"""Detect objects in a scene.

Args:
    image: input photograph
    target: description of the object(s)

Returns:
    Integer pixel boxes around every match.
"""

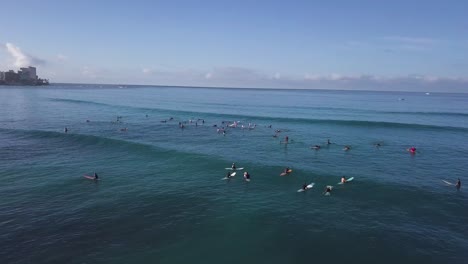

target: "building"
[18,67,38,82]
[0,66,48,86]
[4,70,19,83]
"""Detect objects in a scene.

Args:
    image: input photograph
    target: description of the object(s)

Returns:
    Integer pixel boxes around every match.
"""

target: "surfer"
[64,127,68,133]
[344,146,351,151]
[408,147,416,153]
[232,163,236,170]
[341,176,347,183]
[311,145,321,150]
[244,172,250,180]
[375,143,381,148]
[283,167,290,174]
[93,172,99,180]
[325,186,332,194]
[327,139,331,145]
[285,136,289,143]
[226,172,232,179]
[456,178,461,190]
[302,183,308,190]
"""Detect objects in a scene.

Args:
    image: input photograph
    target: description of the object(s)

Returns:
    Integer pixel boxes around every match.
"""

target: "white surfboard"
[225,167,244,171]
[442,180,454,186]
[221,172,237,180]
[338,177,354,185]
[297,183,315,192]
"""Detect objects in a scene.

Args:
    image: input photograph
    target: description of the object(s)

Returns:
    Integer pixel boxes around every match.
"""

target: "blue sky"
[1,0,468,91]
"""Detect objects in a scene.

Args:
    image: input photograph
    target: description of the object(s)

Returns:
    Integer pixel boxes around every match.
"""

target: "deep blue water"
[1,84,467,264]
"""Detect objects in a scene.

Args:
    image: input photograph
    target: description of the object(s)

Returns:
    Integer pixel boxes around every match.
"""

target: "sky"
[1,0,468,91]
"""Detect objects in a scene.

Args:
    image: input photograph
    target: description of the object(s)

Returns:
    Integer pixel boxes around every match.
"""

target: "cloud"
[57,54,68,61]
[380,36,438,51]
[142,68,153,74]
[5,43,45,68]
[382,36,436,45]
[62,64,468,93]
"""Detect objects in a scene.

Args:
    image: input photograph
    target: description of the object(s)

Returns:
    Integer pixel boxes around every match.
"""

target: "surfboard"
[337,177,354,185]
[280,169,293,176]
[225,167,244,170]
[442,180,454,186]
[83,175,99,181]
[297,183,314,192]
[245,178,251,182]
[221,172,236,180]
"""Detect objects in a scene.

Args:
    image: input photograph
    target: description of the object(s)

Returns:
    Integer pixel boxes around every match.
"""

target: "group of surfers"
[225,163,462,193]
[225,163,250,181]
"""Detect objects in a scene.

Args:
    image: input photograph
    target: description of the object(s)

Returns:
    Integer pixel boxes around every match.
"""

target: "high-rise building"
[0,71,5,81]
[19,67,37,81]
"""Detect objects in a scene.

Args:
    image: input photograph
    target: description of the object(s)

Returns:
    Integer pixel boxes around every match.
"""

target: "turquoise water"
[1,84,467,264]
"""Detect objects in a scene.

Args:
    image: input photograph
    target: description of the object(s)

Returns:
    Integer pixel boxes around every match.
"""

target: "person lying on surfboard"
[341,176,347,183]
[311,145,321,150]
[302,183,308,190]
[232,163,236,170]
[283,167,290,174]
[93,172,99,180]
[343,146,351,151]
[325,186,332,194]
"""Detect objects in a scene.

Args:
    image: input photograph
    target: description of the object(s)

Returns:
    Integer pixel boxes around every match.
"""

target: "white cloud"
[57,54,68,61]
[382,36,436,45]
[5,42,45,68]
[142,68,153,74]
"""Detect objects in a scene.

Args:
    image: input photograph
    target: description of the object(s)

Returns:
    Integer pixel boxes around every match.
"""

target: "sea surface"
[1,84,467,264]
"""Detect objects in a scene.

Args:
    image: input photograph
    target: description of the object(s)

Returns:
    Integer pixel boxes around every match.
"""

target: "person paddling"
[302,182,308,190]
[232,163,236,170]
[341,176,347,183]
[244,171,250,181]
[93,172,99,180]
[325,186,332,194]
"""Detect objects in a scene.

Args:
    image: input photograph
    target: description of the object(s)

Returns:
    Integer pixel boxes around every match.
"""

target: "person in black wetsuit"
[456,178,461,190]
[93,172,99,180]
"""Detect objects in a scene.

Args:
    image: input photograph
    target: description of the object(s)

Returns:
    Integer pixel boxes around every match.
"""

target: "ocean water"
[0,84,467,264]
